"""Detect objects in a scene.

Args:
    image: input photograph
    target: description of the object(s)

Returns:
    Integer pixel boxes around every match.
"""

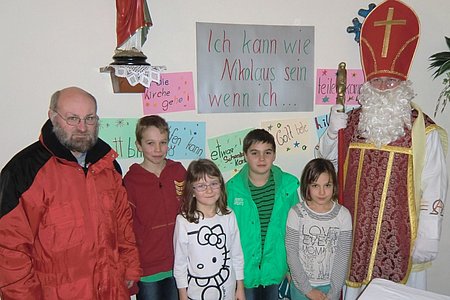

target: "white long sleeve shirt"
[173,210,244,300]
[286,201,352,300]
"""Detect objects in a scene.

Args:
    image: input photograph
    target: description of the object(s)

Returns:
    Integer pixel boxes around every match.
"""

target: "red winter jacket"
[0,120,142,299]
[124,160,186,277]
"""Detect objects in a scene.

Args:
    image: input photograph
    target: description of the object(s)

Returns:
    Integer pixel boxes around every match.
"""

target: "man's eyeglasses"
[53,110,99,126]
[192,181,221,192]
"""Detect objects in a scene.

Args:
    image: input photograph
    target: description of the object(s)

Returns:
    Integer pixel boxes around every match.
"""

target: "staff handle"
[336,62,347,205]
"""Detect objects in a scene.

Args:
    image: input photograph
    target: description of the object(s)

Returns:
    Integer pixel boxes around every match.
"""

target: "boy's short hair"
[243,129,276,153]
[135,115,169,144]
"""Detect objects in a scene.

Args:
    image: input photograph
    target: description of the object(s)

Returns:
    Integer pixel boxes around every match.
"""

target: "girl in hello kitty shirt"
[173,159,245,300]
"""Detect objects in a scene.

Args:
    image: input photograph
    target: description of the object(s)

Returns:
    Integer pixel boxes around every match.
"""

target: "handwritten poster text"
[197,23,314,113]
[99,118,205,160]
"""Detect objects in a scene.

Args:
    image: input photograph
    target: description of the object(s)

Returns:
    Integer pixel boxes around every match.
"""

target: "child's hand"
[178,288,188,300]
[235,288,246,300]
[306,288,326,300]
[235,280,246,300]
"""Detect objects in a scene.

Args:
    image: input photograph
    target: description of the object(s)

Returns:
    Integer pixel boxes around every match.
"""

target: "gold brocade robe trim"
[342,108,435,288]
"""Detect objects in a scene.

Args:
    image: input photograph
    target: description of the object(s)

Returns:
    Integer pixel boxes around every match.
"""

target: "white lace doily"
[101,65,166,87]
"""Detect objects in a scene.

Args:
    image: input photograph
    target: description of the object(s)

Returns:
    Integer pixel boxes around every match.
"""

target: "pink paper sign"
[142,72,195,114]
[315,68,364,106]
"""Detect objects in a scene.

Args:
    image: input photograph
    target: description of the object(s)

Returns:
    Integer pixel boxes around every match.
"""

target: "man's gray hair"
[49,88,97,111]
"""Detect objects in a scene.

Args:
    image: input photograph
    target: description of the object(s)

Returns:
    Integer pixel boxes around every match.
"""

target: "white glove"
[412,237,439,264]
[327,104,348,139]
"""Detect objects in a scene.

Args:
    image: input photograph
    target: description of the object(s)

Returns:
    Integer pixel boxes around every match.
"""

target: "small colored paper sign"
[142,72,195,114]
[261,118,313,154]
[99,118,205,160]
[315,114,330,139]
[207,128,253,173]
[315,68,364,106]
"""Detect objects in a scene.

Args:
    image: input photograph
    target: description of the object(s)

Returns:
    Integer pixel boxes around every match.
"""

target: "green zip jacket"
[226,164,300,288]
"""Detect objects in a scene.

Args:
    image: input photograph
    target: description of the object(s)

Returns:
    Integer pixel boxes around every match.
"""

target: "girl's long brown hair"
[300,158,338,202]
[181,159,230,223]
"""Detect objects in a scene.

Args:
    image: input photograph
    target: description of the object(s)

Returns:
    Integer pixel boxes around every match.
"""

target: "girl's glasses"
[193,181,221,192]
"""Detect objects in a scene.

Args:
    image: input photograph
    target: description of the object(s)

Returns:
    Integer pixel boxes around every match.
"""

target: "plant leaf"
[432,70,441,79]
[439,60,450,74]
[429,61,445,69]
[429,51,450,60]
[445,36,450,49]
[429,37,450,81]
[432,65,450,79]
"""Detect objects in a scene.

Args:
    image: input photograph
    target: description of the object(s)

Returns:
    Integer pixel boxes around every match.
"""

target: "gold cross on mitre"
[373,7,406,58]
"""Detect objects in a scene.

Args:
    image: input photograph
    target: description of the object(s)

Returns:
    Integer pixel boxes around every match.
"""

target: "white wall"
[1,0,449,295]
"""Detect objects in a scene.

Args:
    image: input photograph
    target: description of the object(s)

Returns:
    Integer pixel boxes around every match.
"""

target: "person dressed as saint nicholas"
[318,0,448,299]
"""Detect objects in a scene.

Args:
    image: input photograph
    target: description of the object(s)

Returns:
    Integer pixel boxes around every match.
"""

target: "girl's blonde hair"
[181,159,230,223]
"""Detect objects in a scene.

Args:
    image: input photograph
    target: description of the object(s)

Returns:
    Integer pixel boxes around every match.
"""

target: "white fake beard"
[357,80,414,148]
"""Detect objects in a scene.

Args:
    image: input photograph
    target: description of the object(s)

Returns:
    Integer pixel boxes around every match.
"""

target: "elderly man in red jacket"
[0,87,142,299]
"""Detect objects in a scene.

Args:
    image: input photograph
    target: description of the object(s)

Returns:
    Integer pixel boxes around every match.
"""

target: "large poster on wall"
[196,22,314,113]
[99,118,206,160]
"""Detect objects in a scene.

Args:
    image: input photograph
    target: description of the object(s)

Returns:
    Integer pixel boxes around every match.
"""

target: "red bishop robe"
[342,108,439,287]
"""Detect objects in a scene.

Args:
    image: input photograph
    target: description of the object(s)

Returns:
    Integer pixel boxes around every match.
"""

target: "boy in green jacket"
[226,128,300,300]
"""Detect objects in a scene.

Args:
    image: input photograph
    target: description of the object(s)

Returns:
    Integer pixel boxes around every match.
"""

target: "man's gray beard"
[357,80,415,148]
[53,122,99,153]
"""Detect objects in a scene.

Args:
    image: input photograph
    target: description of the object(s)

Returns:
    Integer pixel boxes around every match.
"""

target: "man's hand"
[126,280,134,289]
[327,104,348,139]
[412,237,439,264]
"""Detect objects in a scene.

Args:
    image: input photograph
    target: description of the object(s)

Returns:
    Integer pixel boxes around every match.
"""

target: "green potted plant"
[429,36,450,116]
